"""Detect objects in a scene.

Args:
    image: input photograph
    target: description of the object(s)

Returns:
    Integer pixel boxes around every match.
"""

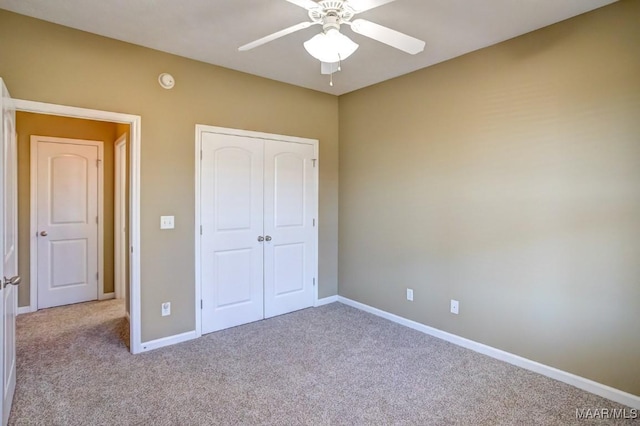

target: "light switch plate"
[160,216,174,229]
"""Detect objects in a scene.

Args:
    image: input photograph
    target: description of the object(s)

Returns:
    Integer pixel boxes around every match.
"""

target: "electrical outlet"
[450,299,459,315]
[406,288,414,301]
[161,302,171,316]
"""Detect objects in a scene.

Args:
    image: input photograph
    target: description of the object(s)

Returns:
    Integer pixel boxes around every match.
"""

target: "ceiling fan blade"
[239,22,315,51]
[286,0,320,10]
[350,19,425,54]
[347,0,397,13]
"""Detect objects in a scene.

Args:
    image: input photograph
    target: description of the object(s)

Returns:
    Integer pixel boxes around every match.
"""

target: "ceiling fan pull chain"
[330,72,334,86]
[338,54,342,72]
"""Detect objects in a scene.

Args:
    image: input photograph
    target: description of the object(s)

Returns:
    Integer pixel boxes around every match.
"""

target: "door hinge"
[200,150,203,160]
[96,216,99,224]
[313,277,316,287]
[313,218,316,227]
[312,159,317,168]
[200,225,203,235]
[200,299,203,309]
[96,159,102,167]
[96,272,99,281]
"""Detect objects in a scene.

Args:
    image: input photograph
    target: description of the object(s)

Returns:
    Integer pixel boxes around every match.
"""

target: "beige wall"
[0,9,339,342]
[338,0,640,396]
[15,112,119,306]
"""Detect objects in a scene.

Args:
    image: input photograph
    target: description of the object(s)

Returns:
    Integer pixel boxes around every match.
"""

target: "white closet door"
[263,140,316,318]
[201,133,264,334]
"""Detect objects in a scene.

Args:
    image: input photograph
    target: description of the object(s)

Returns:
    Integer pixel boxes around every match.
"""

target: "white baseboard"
[139,330,198,353]
[17,306,33,316]
[315,295,339,307]
[99,292,115,301]
[337,296,640,410]
[19,297,118,315]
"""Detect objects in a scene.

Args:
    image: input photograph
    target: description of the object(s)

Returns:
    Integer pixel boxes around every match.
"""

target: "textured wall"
[15,112,119,305]
[0,10,339,341]
[338,1,640,395]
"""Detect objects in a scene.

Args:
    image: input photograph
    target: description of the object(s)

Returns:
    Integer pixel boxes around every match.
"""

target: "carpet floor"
[8,299,635,425]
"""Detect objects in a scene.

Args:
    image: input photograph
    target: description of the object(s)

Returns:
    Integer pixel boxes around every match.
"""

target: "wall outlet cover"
[450,299,459,315]
[161,302,171,316]
[406,288,414,301]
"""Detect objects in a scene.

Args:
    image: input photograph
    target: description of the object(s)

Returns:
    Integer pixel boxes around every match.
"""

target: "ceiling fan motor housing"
[308,0,356,30]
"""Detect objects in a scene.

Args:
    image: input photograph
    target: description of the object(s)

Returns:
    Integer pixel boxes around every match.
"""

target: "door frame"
[15,99,143,354]
[114,133,127,300]
[194,124,319,337]
[30,136,105,308]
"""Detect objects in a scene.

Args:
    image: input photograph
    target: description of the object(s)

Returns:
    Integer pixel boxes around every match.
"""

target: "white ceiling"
[0,0,617,95]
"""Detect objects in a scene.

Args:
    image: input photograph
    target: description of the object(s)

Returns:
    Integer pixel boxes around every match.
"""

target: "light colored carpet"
[9,299,635,425]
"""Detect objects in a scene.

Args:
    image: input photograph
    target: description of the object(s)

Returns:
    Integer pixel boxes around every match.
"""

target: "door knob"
[265,235,272,242]
[257,236,264,242]
[40,231,48,237]
[3,276,21,289]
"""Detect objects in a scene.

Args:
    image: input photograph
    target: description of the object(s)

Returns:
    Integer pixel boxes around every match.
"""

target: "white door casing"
[197,126,318,335]
[16,99,142,355]
[263,140,316,318]
[200,133,265,333]
[114,135,127,300]
[1,77,18,426]
[32,137,102,309]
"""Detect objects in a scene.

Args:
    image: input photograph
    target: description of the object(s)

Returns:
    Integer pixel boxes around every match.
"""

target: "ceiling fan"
[238,0,425,81]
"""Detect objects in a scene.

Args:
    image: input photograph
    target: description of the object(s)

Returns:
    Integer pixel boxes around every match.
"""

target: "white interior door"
[35,138,99,309]
[201,133,265,333]
[1,77,18,426]
[263,141,316,318]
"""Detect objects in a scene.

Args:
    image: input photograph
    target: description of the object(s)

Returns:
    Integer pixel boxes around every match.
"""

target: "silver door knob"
[40,231,48,236]
[257,236,264,242]
[3,276,21,288]
[265,235,272,242]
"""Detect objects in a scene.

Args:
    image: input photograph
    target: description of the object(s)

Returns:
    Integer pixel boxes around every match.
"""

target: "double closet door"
[200,131,317,334]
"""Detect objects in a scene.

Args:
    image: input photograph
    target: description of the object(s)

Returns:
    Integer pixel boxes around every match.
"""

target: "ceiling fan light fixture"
[303,28,358,63]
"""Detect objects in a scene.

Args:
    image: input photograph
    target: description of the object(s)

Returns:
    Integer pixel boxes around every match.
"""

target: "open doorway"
[17,113,129,341]
[13,100,142,354]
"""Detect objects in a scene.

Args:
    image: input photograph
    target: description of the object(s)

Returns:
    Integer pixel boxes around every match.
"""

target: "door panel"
[273,243,305,295]
[50,156,89,223]
[273,154,305,228]
[215,249,254,306]
[214,148,255,231]
[264,141,315,318]
[36,141,99,309]
[1,77,18,426]
[50,239,88,288]
[201,133,264,334]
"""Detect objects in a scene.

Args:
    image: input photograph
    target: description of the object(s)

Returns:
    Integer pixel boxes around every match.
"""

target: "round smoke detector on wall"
[158,73,175,89]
